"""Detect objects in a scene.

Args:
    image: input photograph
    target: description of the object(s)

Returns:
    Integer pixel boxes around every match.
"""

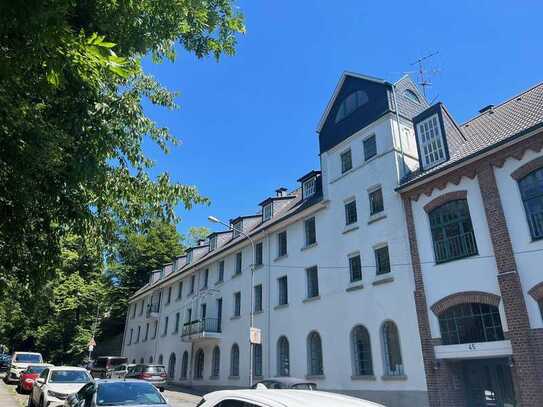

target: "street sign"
[250,327,261,344]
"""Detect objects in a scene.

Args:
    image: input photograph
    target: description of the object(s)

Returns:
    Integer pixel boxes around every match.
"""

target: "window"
[417,114,446,169]
[158,354,163,365]
[173,313,180,334]
[352,325,373,376]
[186,308,192,324]
[345,199,358,225]
[307,331,324,376]
[375,245,390,275]
[438,303,504,345]
[233,292,241,317]
[211,346,220,378]
[201,303,207,320]
[304,217,316,246]
[381,321,404,376]
[209,236,217,251]
[203,269,209,289]
[194,349,204,379]
[429,200,478,263]
[263,203,273,221]
[340,149,353,173]
[190,275,195,294]
[166,286,172,304]
[518,168,543,240]
[131,303,136,319]
[230,344,240,377]
[254,285,263,312]
[144,323,149,341]
[177,281,183,300]
[139,300,144,316]
[369,187,384,215]
[349,254,362,283]
[136,326,140,343]
[363,135,377,161]
[538,299,543,322]
[335,90,369,123]
[404,89,420,104]
[235,252,242,275]
[218,260,225,282]
[255,242,263,266]
[186,250,192,264]
[152,320,158,339]
[168,353,176,378]
[149,356,153,363]
[253,344,263,377]
[277,336,290,376]
[303,178,316,199]
[181,351,189,379]
[306,266,319,299]
[277,231,287,257]
[232,221,243,238]
[128,329,133,345]
[162,316,169,336]
[278,276,288,306]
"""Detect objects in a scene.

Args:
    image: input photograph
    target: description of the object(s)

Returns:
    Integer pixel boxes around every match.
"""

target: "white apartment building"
[122,72,543,407]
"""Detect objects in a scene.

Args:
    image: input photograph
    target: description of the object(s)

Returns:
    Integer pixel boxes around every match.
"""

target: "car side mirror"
[36,378,45,385]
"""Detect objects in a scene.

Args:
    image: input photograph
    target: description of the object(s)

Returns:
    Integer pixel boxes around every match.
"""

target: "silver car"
[63,379,169,407]
[125,364,167,390]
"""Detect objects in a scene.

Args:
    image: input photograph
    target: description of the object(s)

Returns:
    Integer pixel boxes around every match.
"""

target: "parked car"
[5,352,43,383]
[63,379,169,407]
[30,366,92,407]
[196,390,385,407]
[90,356,128,379]
[0,353,11,371]
[125,364,167,391]
[109,363,136,379]
[252,377,317,390]
[16,364,54,393]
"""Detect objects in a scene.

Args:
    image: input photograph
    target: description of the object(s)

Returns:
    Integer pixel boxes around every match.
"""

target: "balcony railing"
[434,231,477,263]
[528,210,543,240]
[181,318,221,339]
[146,303,160,318]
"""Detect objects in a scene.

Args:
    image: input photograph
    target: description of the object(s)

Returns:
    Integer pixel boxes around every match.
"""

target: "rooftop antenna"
[410,51,439,98]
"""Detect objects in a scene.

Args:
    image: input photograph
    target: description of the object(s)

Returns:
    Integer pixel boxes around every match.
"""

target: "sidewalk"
[0,378,19,407]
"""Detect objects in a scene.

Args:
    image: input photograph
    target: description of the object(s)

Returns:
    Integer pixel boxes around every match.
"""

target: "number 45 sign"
[250,327,262,345]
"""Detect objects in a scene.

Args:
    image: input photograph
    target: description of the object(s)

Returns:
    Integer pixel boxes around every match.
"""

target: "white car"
[5,351,43,383]
[196,390,386,407]
[30,366,92,407]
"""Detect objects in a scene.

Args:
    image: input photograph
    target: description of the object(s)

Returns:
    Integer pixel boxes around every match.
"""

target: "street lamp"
[208,215,257,387]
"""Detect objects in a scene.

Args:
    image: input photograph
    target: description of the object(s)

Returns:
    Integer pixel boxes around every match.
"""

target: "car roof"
[48,366,88,371]
[203,390,385,407]
[95,379,157,385]
[13,352,42,355]
[26,364,53,368]
[257,377,315,385]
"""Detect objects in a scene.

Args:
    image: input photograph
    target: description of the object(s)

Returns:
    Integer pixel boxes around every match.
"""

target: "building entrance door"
[463,358,516,407]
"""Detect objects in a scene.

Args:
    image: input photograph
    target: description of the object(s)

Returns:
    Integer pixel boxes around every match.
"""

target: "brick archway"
[511,156,543,180]
[430,291,501,316]
[423,190,468,213]
[528,282,543,301]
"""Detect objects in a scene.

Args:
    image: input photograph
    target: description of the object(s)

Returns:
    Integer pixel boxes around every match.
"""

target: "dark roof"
[297,170,321,183]
[229,214,261,224]
[258,195,296,207]
[400,81,543,188]
[393,75,430,120]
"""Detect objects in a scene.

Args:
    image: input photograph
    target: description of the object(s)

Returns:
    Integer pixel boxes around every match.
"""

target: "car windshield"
[26,366,47,374]
[49,370,90,383]
[291,383,317,390]
[97,382,167,406]
[15,354,42,363]
[143,366,165,373]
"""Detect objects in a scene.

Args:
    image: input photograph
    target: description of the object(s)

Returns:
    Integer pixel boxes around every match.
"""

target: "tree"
[185,226,212,247]
[0,0,245,287]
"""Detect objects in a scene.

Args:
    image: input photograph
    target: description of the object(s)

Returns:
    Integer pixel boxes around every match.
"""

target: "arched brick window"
[516,167,543,240]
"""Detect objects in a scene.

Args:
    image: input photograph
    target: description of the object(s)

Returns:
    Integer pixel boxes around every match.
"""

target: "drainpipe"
[391,85,407,181]
[266,232,272,378]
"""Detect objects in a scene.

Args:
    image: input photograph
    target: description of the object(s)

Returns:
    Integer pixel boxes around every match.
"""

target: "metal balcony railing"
[434,231,477,263]
[181,318,221,338]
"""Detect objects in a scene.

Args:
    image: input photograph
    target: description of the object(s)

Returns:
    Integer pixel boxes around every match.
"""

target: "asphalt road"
[0,372,200,407]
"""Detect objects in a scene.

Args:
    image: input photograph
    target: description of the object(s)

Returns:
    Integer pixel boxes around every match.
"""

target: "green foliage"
[185,226,212,247]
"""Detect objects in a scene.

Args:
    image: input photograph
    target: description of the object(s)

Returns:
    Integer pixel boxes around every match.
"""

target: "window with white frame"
[304,217,316,246]
[217,260,224,282]
[233,292,241,317]
[369,187,384,215]
[375,245,391,275]
[255,242,263,266]
[263,203,273,221]
[190,275,195,294]
[235,252,242,275]
[344,199,358,225]
[202,269,209,289]
[363,135,377,161]
[417,114,446,169]
[232,221,243,238]
[303,178,316,199]
[278,276,288,305]
[209,236,217,251]
[254,284,263,313]
[340,149,353,173]
[306,266,319,299]
[186,250,192,264]
[349,253,362,283]
[277,231,287,257]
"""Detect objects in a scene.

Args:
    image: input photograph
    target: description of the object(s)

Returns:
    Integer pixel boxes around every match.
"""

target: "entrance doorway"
[463,358,515,407]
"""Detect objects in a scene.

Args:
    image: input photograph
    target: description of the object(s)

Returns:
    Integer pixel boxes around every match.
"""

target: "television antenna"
[410,51,440,97]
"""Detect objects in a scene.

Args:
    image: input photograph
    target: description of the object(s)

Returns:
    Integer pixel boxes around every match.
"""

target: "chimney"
[276,187,288,197]
[479,104,494,114]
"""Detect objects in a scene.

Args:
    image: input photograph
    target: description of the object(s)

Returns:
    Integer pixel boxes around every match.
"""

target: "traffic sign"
[250,327,261,344]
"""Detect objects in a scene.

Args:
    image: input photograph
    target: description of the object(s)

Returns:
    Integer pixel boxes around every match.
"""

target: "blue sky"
[142,1,543,236]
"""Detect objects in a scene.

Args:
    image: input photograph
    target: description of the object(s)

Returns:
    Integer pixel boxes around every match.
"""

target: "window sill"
[301,243,318,252]
[274,303,289,310]
[274,254,288,262]
[434,252,479,266]
[346,283,364,292]
[228,376,240,380]
[351,375,376,381]
[253,310,264,315]
[342,225,359,235]
[230,315,241,320]
[254,264,264,270]
[381,374,408,381]
[372,275,394,286]
[305,374,325,380]
[367,212,387,225]
[232,272,242,279]
[302,295,321,304]
[209,375,219,380]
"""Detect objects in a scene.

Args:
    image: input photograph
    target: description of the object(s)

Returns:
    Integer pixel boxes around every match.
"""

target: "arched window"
[139,357,144,364]
[381,321,404,376]
[253,344,263,378]
[277,336,290,376]
[307,331,323,376]
[180,351,188,379]
[335,90,369,123]
[518,168,543,239]
[351,325,373,376]
[439,303,504,345]
[211,346,220,378]
[158,354,163,365]
[403,89,420,104]
[194,349,205,379]
[429,200,477,263]
[168,353,176,378]
[230,344,240,377]
[149,356,153,364]
[132,359,136,364]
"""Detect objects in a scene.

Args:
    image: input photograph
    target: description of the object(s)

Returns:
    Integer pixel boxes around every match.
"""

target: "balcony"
[434,231,478,264]
[146,303,160,319]
[181,318,222,342]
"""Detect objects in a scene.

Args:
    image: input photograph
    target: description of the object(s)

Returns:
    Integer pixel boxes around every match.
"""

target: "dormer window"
[263,203,273,222]
[302,178,316,199]
[404,89,421,104]
[186,250,192,264]
[335,90,369,123]
[417,114,446,170]
[232,221,243,238]
[209,236,217,252]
